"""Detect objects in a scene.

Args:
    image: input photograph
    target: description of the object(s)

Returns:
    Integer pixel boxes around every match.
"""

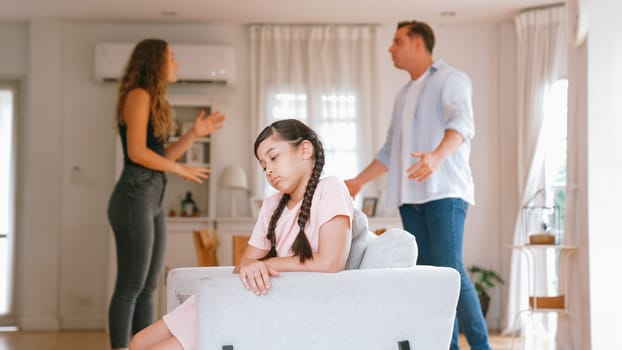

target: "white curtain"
[503,6,566,336]
[249,24,378,195]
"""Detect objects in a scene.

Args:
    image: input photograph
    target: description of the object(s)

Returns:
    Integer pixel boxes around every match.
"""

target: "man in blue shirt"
[345,20,491,350]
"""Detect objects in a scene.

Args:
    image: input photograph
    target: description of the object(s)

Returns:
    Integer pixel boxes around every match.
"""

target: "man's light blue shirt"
[375,59,475,208]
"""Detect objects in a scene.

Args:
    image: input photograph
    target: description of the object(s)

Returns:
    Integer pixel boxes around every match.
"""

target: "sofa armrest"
[196,266,459,350]
[166,266,234,312]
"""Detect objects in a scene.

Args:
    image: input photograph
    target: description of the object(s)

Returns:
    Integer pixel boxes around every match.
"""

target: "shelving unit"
[507,189,576,349]
[167,136,211,167]
[510,244,578,309]
[507,243,578,349]
[164,103,213,218]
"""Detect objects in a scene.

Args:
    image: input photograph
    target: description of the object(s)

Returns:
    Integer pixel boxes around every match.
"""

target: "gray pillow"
[345,208,376,270]
[359,229,418,269]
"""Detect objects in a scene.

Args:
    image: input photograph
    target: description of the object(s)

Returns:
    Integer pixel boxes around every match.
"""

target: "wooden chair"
[232,235,250,265]
[193,229,220,266]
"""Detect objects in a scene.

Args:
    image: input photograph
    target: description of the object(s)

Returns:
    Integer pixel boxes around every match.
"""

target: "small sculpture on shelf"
[521,189,561,245]
[528,222,556,244]
[180,191,200,217]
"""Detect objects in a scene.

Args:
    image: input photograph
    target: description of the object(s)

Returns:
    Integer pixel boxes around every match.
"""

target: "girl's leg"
[129,320,183,350]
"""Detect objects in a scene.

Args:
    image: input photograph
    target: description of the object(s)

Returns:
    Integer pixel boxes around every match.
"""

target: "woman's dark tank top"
[118,120,165,167]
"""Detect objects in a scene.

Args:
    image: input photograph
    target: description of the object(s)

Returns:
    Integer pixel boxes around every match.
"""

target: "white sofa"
[166,210,460,349]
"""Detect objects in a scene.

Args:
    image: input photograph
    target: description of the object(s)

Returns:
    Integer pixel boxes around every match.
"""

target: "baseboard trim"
[18,317,60,331]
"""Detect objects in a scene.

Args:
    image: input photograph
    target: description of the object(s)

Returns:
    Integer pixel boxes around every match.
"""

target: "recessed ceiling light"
[440,11,456,17]
[161,11,178,17]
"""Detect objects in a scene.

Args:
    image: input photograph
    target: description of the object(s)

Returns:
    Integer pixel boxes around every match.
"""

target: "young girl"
[129,119,353,350]
[107,38,225,350]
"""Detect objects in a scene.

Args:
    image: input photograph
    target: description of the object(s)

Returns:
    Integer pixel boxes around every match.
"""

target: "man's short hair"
[397,20,435,54]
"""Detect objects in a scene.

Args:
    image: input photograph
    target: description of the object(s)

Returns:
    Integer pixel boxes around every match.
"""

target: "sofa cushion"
[359,228,418,269]
[344,208,376,270]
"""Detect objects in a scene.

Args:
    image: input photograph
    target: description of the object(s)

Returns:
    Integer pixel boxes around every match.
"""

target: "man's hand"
[406,151,442,182]
[344,178,363,198]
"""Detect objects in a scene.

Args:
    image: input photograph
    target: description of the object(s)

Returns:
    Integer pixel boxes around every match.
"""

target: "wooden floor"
[0,330,523,350]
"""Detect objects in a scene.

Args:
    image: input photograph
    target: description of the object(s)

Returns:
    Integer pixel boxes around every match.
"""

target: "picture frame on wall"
[362,197,378,217]
[186,143,204,165]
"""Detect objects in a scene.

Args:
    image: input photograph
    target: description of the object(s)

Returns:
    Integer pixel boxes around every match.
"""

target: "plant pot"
[478,293,490,318]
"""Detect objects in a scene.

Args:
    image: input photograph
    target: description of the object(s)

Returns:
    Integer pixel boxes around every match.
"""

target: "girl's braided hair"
[253,119,325,262]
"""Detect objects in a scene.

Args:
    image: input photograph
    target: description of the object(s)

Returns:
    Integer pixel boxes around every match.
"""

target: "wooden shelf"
[529,295,565,309]
[507,244,578,250]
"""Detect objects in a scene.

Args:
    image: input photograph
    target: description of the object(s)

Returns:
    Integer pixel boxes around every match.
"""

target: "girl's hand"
[191,110,226,138]
[172,163,211,184]
[239,259,279,295]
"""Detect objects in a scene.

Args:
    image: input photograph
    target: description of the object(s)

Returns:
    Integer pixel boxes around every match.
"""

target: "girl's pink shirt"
[248,176,354,256]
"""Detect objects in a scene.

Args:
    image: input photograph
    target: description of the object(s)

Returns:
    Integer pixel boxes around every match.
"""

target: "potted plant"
[468,265,504,318]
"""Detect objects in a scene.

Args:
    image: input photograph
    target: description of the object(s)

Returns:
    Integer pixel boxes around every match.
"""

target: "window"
[0,83,17,324]
[263,91,360,197]
[542,79,568,232]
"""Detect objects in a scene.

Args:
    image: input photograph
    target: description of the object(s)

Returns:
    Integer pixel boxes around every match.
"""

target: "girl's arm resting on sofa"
[233,215,351,295]
[234,245,277,295]
[265,215,351,273]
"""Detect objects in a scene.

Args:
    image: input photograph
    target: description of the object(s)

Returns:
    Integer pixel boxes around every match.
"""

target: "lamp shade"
[219,165,248,189]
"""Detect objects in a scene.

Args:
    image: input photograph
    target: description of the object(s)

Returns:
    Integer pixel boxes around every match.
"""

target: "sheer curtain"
[249,24,378,196]
[503,6,566,336]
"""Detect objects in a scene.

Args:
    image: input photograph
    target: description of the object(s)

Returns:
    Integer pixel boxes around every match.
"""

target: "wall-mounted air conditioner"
[94,43,236,85]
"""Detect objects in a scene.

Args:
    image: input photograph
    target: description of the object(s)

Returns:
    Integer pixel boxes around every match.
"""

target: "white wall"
[496,21,519,331]
[2,19,517,331]
[584,0,622,347]
[20,21,64,330]
[0,22,29,76]
[555,2,622,348]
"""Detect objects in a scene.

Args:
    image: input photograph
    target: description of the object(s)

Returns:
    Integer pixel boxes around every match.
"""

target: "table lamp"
[219,165,248,217]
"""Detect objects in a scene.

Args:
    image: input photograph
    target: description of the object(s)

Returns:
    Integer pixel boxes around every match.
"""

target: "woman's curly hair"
[115,38,175,141]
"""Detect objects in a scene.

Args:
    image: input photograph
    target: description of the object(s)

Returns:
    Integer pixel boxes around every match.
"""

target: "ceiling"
[2,0,564,24]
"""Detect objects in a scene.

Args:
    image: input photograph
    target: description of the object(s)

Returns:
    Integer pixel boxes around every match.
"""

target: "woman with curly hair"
[107,38,225,350]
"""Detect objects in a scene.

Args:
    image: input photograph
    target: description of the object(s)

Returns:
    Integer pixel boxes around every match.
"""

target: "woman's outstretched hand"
[238,259,279,295]
[192,110,226,138]
[172,163,211,184]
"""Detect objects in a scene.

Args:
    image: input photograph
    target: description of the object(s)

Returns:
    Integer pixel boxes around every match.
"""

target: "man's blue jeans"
[399,198,491,350]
